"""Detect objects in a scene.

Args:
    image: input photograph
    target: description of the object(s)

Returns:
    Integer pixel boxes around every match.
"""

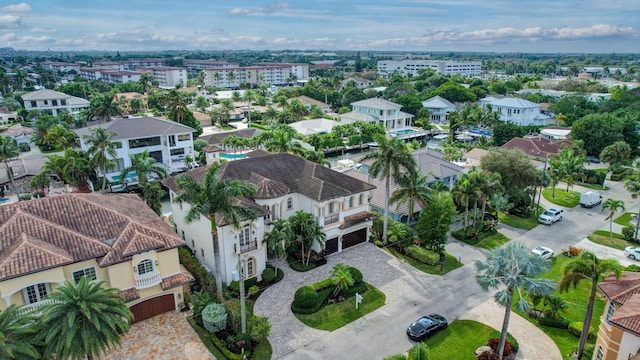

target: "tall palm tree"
[475,242,556,360]
[44,124,78,150]
[138,72,154,93]
[303,150,330,167]
[58,148,94,191]
[452,174,472,231]
[174,162,258,299]
[602,198,625,243]
[330,263,355,296]
[88,92,123,123]
[0,137,21,197]
[559,251,622,359]
[84,127,118,191]
[559,147,585,191]
[262,218,293,277]
[547,156,564,198]
[263,129,305,156]
[360,134,417,243]
[289,210,326,266]
[30,172,51,197]
[390,171,433,224]
[120,150,168,187]
[0,305,40,360]
[40,277,133,360]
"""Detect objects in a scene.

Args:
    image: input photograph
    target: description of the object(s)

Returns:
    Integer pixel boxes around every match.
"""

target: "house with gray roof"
[341,98,414,130]
[479,96,551,126]
[75,116,196,188]
[162,152,376,285]
[422,95,457,124]
[21,89,89,117]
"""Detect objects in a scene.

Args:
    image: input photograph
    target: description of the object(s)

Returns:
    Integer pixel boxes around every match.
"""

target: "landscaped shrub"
[18,143,30,152]
[348,266,364,283]
[538,316,570,329]
[179,246,217,295]
[622,226,636,241]
[261,268,275,283]
[225,332,253,354]
[191,291,216,326]
[627,264,640,272]
[384,354,408,360]
[248,285,259,297]
[287,257,317,272]
[569,321,594,340]
[340,281,367,297]
[224,299,249,334]
[476,350,499,360]
[565,245,583,257]
[488,338,512,356]
[487,330,519,353]
[405,245,440,265]
[18,194,32,201]
[580,344,595,360]
[211,333,250,360]
[293,286,319,309]
[248,315,271,341]
[202,302,227,333]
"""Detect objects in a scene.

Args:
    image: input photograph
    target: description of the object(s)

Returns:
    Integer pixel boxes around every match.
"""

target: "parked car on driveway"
[407,314,448,341]
[538,208,563,225]
[530,246,554,260]
[624,246,640,260]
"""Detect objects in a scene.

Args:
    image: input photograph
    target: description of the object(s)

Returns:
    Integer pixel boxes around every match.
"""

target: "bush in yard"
[340,281,367,297]
[622,226,636,241]
[293,286,320,309]
[488,338,512,356]
[384,354,407,360]
[566,245,583,257]
[476,350,499,360]
[569,321,595,340]
[580,344,595,360]
[202,302,227,333]
[224,299,248,334]
[348,266,364,283]
[191,291,216,326]
[627,264,640,272]
[248,315,271,341]
[537,316,570,329]
[405,245,440,265]
[488,330,519,352]
[248,285,259,297]
[261,267,276,283]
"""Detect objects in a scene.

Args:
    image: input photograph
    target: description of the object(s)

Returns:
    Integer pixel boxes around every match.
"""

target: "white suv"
[538,208,563,225]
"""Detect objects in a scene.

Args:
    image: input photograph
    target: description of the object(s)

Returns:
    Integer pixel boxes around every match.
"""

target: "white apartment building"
[479,96,551,126]
[203,63,310,88]
[139,67,188,88]
[21,89,89,117]
[42,62,81,73]
[377,60,482,78]
[341,98,414,130]
[422,95,457,123]
[162,152,376,285]
[183,60,239,74]
[102,71,142,85]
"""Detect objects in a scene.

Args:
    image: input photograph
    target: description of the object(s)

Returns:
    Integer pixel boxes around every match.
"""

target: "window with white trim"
[247,257,255,277]
[72,267,97,283]
[606,301,616,321]
[136,259,154,275]
[239,225,251,247]
[287,197,293,210]
[24,283,50,304]
[595,345,604,360]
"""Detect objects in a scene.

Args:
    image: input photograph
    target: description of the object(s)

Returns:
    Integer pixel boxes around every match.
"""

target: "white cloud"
[30,27,56,33]
[0,14,23,29]
[1,3,31,13]
[229,2,291,16]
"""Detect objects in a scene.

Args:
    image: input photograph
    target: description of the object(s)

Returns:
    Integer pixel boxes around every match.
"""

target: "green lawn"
[588,231,637,251]
[499,212,539,230]
[542,188,580,208]
[577,182,609,191]
[294,283,386,331]
[385,247,463,275]
[476,232,510,250]
[423,320,514,360]
[614,212,635,227]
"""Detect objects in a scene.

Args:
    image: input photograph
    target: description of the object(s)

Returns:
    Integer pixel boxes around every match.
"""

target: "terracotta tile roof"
[501,137,572,158]
[0,194,185,281]
[599,272,640,305]
[339,211,376,230]
[161,265,195,290]
[118,287,140,303]
[609,294,640,336]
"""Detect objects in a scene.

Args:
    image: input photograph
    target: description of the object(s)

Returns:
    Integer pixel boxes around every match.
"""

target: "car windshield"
[543,210,554,216]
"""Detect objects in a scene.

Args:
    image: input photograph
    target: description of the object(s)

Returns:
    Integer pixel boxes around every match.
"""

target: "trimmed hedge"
[261,268,275,283]
[349,267,364,283]
[202,302,227,333]
[211,333,250,360]
[293,286,319,309]
[341,281,367,297]
[405,245,440,265]
[537,316,570,329]
[488,330,519,353]
[627,264,640,272]
[569,321,595,340]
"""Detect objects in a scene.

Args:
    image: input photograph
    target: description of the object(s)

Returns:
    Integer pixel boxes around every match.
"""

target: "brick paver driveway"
[102,310,213,360]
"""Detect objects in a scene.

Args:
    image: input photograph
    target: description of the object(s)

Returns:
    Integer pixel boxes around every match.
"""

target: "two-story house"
[594,272,640,360]
[479,96,551,126]
[161,152,376,286]
[422,95,457,124]
[75,117,196,188]
[341,98,414,131]
[21,89,90,117]
[0,193,193,323]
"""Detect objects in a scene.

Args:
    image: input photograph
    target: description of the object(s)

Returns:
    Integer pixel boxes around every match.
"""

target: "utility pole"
[237,253,247,334]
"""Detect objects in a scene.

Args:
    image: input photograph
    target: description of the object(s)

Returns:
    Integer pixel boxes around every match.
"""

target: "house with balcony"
[21,89,89,117]
[0,193,193,323]
[161,152,376,286]
[479,96,551,126]
[594,272,640,360]
[75,117,195,189]
[341,98,414,130]
[422,95,457,124]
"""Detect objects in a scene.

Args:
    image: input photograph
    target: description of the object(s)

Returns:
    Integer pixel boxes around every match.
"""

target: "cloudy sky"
[1,1,638,53]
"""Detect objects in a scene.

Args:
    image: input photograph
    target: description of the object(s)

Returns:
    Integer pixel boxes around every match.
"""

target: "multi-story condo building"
[479,96,551,126]
[102,71,142,85]
[162,152,376,285]
[183,60,239,74]
[341,98,414,130]
[377,60,482,78]
[0,193,193,323]
[203,63,309,88]
[42,62,81,73]
[139,67,188,88]
[21,89,89,117]
[255,62,310,81]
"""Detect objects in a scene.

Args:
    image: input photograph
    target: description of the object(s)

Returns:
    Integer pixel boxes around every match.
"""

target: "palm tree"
[88,92,123,122]
[263,129,305,156]
[390,171,433,224]
[58,148,94,191]
[0,137,21,197]
[360,134,417,243]
[84,127,118,191]
[174,162,258,300]
[547,156,564,198]
[330,263,355,297]
[602,198,625,243]
[262,218,293,277]
[452,174,472,231]
[289,210,326,266]
[120,150,168,187]
[559,251,622,359]
[303,150,330,167]
[558,147,585,191]
[30,172,51,197]
[138,72,154,93]
[44,124,78,150]
[40,277,133,360]
[475,242,556,359]
[0,305,40,360]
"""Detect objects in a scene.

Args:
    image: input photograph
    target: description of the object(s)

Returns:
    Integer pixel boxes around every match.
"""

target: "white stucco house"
[161,152,376,286]
[479,96,551,126]
[21,89,89,117]
[341,98,414,130]
[75,117,195,188]
[422,96,457,124]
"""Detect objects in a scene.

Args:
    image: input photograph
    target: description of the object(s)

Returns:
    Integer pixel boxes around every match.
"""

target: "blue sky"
[1,1,638,53]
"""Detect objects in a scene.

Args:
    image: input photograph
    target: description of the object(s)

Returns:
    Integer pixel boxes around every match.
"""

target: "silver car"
[624,246,640,261]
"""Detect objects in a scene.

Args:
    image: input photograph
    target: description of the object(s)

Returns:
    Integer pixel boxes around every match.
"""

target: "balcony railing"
[235,241,258,254]
[135,272,162,289]
[19,299,57,315]
[324,213,340,225]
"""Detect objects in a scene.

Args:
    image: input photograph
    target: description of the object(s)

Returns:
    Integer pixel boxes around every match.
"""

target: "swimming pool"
[391,129,416,135]
[220,153,247,160]
[109,173,138,182]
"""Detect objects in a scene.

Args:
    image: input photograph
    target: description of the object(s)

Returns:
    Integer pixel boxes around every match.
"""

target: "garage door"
[130,294,175,323]
[341,228,367,249]
[325,237,339,254]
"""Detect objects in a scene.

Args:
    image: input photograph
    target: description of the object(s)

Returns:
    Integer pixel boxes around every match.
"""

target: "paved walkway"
[102,310,213,360]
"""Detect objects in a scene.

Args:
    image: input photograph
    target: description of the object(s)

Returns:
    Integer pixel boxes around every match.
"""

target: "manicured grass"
[423,320,512,360]
[577,182,609,191]
[588,231,637,251]
[252,340,273,360]
[476,232,510,250]
[499,212,539,230]
[542,188,580,208]
[385,247,463,275]
[614,212,635,227]
[294,283,386,331]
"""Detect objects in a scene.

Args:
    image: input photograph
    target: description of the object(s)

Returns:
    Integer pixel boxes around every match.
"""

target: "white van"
[579,191,603,208]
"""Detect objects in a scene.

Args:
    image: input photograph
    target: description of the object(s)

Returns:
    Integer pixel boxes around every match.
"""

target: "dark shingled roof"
[0,193,185,281]
[200,128,263,145]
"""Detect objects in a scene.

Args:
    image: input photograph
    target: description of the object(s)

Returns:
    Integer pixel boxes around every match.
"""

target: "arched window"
[359,194,364,205]
[239,224,251,247]
[247,257,255,277]
[136,259,154,275]
[595,346,604,360]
